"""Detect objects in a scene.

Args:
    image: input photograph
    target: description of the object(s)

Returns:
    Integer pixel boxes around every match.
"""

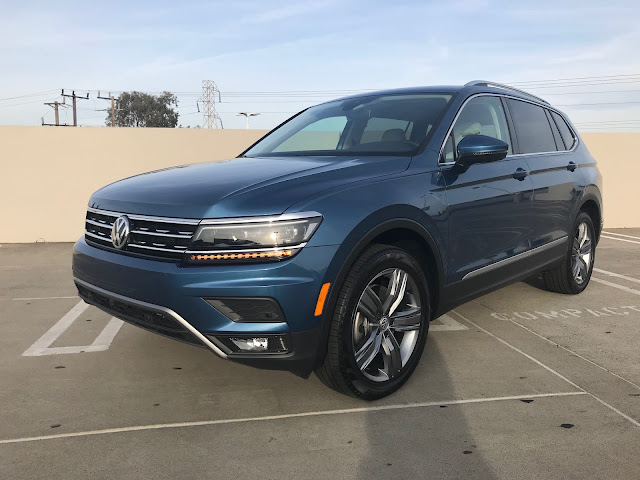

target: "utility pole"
[199,80,223,129]
[42,98,70,126]
[97,91,120,127]
[61,89,89,127]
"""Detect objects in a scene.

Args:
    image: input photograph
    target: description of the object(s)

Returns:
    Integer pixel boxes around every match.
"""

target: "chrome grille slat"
[86,219,113,228]
[131,229,191,239]
[85,207,199,261]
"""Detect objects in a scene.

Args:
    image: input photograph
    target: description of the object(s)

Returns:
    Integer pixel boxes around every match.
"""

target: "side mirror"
[455,134,508,172]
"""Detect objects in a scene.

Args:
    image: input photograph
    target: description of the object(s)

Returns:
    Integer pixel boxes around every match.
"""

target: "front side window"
[442,95,512,163]
[508,99,557,154]
[243,93,453,157]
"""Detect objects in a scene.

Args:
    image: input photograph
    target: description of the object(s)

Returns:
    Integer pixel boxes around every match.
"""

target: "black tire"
[543,211,596,294]
[315,244,430,400]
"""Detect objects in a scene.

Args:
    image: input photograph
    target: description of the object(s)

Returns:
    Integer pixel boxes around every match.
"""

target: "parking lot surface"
[1,230,639,479]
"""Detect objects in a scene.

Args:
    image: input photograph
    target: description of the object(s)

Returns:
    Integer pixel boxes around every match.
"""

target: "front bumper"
[72,237,339,376]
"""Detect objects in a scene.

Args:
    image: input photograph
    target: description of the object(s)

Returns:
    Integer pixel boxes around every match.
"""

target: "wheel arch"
[313,206,445,368]
[577,193,602,243]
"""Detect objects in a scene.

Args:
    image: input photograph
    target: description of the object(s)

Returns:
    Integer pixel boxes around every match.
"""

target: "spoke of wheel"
[359,286,382,320]
[355,329,382,371]
[383,269,408,316]
[381,330,403,378]
[390,307,421,332]
[578,256,589,279]
[572,259,581,279]
[578,223,587,247]
[580,239,592,256]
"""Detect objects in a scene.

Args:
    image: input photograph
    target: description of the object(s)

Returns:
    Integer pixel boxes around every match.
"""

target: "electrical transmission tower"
[199,80,223,128]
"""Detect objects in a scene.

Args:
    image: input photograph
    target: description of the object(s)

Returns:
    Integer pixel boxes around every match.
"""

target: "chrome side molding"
[462,236,568,280]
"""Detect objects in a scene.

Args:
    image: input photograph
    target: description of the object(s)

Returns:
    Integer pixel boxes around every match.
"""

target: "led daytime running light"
[190,249,294,262]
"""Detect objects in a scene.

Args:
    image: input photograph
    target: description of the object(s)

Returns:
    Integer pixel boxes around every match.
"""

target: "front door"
[441,95,534,285]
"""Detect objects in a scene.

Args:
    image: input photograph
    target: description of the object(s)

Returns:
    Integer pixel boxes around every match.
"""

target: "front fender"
[286,171,448,367]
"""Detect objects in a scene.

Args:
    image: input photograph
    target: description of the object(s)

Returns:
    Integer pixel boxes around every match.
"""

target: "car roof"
[326,82,550,108]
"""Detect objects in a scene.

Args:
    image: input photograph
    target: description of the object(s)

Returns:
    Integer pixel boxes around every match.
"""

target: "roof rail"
[465,80,549,105]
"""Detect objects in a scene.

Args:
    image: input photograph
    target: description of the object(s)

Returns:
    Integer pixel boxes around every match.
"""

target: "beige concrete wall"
[0,127,636,243]
[1,127,268,243]
[580,133,638,229]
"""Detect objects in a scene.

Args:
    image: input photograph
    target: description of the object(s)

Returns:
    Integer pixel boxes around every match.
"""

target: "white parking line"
[430,314,468,331]
[10,296,78,301]
[0,391,585,445]
[494,309,640,391]
[22,300,124,357]
[593,268,640,284]
[602,231,640,241]
[451,310,640,428]
[600,235,640,245]
[591,277,640,296]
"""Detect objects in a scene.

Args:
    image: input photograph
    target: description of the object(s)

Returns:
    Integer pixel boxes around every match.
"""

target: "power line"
[0,90,58,102]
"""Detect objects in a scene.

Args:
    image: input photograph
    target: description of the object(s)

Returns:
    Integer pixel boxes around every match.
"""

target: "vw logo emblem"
[111,215,131,249]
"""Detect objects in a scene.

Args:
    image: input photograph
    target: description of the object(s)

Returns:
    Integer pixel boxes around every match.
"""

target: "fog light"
[230,337,269,352]
[210,334,290,354]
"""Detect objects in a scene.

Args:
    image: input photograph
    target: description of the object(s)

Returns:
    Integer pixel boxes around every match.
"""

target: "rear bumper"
[72,237,338,376]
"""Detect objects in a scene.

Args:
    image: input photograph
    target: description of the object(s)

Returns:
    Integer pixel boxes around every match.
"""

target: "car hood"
[89,155,410,218]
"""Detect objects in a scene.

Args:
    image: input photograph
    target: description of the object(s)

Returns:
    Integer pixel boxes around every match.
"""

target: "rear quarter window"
[551,111,576,150]
[507,99,557,154]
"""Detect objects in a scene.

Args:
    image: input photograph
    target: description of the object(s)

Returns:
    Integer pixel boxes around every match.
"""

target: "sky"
[1,0,639,130]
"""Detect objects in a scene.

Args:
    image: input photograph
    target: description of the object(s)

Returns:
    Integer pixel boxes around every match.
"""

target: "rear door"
[506,99,582,249]
[441,95,534,284]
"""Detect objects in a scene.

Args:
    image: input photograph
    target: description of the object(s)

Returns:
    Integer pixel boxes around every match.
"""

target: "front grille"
[85,207,199,261]
[76,283,203,347]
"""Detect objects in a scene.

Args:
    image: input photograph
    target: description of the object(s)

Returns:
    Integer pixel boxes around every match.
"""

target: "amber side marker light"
[314,283,331,317]
[190,250,294,262]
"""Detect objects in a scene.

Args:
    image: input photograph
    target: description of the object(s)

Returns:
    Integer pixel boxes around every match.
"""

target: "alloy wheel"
[352,268,423,382]
[572,222,592,284]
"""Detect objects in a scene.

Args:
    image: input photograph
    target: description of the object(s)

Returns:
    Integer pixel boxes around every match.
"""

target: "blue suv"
[73,81,603,400]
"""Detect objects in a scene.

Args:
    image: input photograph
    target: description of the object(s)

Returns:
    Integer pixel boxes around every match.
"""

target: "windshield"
[243,93,453,157]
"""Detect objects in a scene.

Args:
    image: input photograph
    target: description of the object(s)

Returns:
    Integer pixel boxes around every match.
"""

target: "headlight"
[185,212,322,264]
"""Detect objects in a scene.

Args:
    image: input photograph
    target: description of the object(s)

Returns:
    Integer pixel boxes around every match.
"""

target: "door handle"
[567,161,577,172]
[512,168,529,181]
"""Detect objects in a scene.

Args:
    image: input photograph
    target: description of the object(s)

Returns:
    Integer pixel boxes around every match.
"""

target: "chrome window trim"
[199,211,323,225]
[74,277,228,359]
[438,93,580,166]
[462,236,568,280]
[186,243,307,255]
[87,207,200,225]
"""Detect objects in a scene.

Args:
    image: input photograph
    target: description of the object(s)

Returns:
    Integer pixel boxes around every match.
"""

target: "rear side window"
[507,99,556,154]
[550,111,576,150]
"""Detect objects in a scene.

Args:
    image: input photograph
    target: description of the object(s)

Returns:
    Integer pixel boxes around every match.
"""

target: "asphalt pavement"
[1,230,639,479]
